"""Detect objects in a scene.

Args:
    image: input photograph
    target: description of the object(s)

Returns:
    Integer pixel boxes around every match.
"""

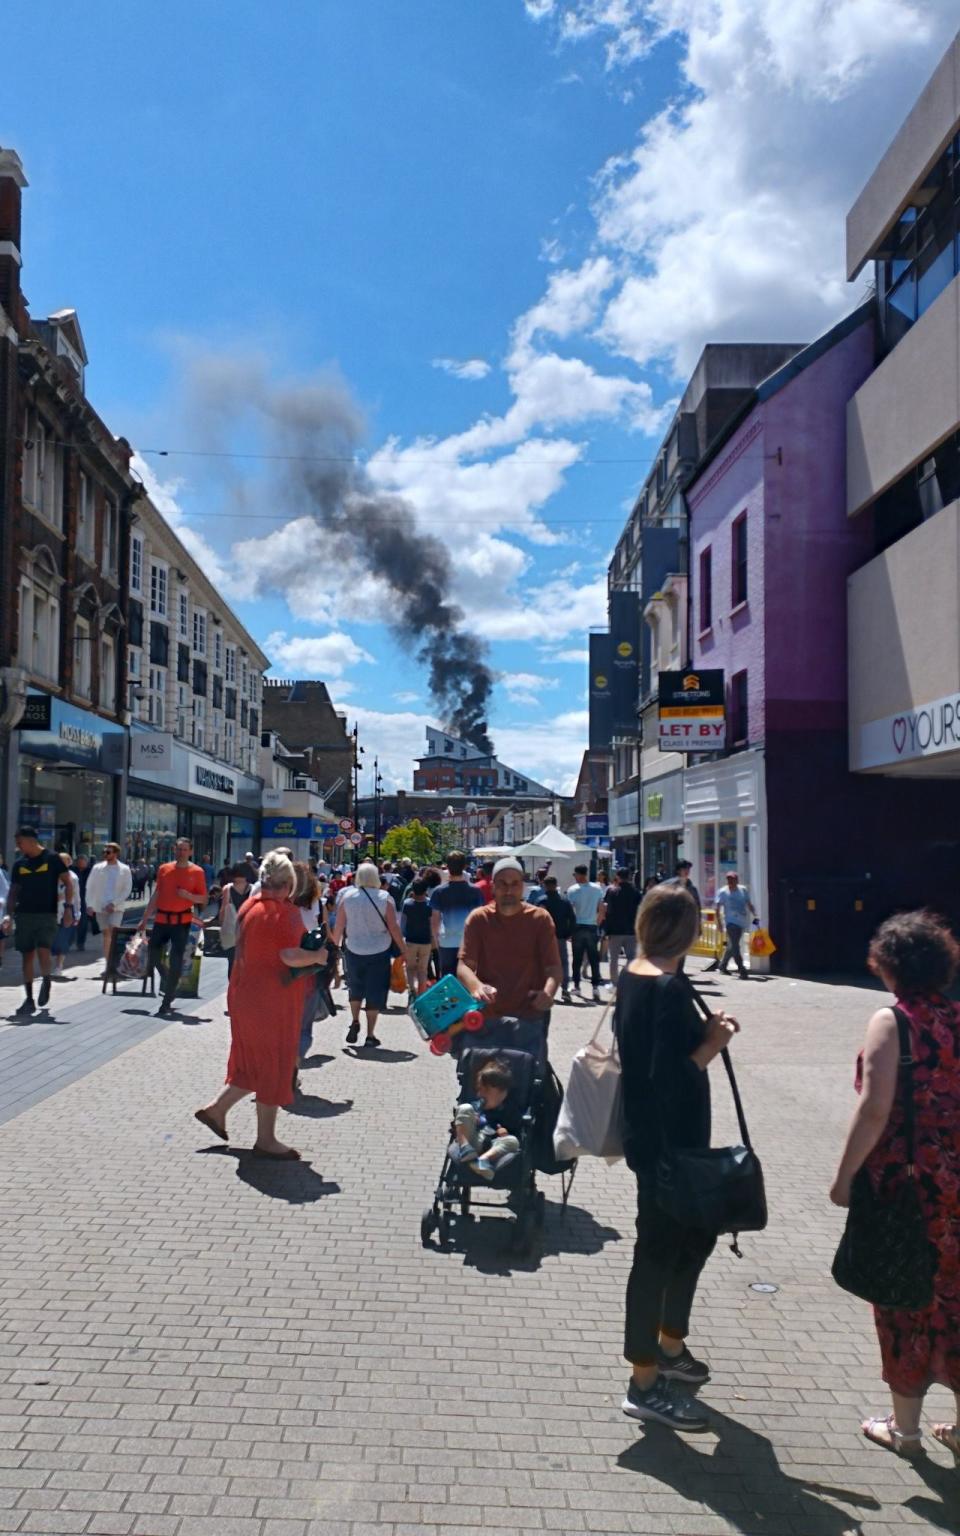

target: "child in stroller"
[422,1046,573,1251]
[449,1058,520,1179]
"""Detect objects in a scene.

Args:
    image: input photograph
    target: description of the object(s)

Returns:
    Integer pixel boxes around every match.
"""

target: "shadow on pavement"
[617,1407,881,1535]
[342,1046,418,1064]
[902,1455,960,1531]
[457,1200,621,1277]
[195,1144,340,1203]
[286,1094,354,1120]
[301,1053,335,1069]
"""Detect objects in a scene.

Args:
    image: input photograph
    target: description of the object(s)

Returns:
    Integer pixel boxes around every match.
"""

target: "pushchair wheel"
[420,1208,437,1246]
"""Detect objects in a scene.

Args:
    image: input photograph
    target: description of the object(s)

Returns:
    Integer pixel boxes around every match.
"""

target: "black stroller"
[420,1047,576,1252]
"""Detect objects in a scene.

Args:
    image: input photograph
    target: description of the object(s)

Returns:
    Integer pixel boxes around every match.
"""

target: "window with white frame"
[19,576,61,682]
[225,644,236,683]
[150,562,168,617]
[39,420,64,530]
[192,609,207,656]
[225,718,236,759]
[74,616,92,697]
[148,666,166,727]
[77,472,95,559]
[102,496,118,577]
[128,646,142,679]
[214,629,223,671]
[211,711,223,760]
[193,697,206,749]
[130,532,144,594]
[241,657,248,697]
[100,633,116,713]
[177,682,190,737]
[178,590,189,638]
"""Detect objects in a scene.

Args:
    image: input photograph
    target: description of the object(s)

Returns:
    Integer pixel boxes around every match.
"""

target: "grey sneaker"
[657,1346,710,1386]
[622,1376,709,1432]
[473,1157,496,1180]
[449,1142,478,1165]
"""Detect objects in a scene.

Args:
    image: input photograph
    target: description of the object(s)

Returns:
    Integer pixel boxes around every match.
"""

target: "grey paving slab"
[1,957,959,1535]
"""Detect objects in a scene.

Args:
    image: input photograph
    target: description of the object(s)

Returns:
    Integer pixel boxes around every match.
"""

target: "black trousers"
[624,1177,716,1364]
[148,923,191,1005]
[571,925,601,987]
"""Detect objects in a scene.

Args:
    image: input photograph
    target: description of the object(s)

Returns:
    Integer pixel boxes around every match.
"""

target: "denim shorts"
[344,946,391,1010]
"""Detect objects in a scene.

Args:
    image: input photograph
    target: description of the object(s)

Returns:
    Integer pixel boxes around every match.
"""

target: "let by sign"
[657,669,726,753]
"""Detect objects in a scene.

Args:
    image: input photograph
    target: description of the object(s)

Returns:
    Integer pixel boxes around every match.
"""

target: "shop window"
[718,820,738,878]
[224,687,237,721]
[149,621,169,667]
[150,562,168,617]
[77,472,95,560]
[128,599,144,647]
[177,643,191,683]
[730,668,748,745]
[102,496,119,578]
[699,546,712,630]
[225,719,236,758]
[129,532,144,595]
[731,514,748,607]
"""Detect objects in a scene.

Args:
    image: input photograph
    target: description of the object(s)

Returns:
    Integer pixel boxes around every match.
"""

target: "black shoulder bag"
[654,977,767,1256]
[831,1007,936,1310]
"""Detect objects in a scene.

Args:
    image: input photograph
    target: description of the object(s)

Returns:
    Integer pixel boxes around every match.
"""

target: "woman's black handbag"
[831,1008,936,1310]
[654,979,767,1256]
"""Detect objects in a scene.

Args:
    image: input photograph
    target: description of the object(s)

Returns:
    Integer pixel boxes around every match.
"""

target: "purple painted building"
[684,303,957,971]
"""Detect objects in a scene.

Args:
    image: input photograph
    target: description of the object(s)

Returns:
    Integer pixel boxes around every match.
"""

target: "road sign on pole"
[334,834,347,848]
[339,818,354,834]
[349,832,363,846]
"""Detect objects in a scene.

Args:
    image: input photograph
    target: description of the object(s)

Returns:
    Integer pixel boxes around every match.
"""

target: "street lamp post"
[373,757,384,860]
[351,722,364,867]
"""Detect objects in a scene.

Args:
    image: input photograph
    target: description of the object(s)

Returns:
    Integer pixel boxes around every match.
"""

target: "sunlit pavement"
[1,955,957,1536]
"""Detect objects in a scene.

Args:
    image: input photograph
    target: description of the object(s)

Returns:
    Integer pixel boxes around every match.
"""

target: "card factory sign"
[657,669,726,751]
[853,691,960,772]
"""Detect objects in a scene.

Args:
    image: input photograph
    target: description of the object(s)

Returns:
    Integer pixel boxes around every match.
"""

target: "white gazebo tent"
[510,823,613,890]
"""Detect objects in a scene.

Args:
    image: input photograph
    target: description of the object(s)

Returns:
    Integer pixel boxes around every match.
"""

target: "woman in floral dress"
[831,910,960,1460]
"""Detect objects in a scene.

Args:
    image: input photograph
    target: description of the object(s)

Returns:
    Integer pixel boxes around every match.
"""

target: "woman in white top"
[331,861,403,1049]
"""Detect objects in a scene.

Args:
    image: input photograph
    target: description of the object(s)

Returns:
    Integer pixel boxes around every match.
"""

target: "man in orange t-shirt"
[138,837,208,1016]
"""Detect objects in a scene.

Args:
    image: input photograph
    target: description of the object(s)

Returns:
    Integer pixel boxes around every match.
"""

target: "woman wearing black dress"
[614,883,740,1431]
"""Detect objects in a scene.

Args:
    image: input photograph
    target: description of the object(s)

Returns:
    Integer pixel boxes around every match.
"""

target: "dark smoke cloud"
[184,357,494,753]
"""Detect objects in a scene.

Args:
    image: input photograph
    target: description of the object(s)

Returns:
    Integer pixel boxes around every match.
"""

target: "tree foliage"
[380,818,437,865]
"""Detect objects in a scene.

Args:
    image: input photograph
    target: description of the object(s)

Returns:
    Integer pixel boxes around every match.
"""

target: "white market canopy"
[511,824,613,861]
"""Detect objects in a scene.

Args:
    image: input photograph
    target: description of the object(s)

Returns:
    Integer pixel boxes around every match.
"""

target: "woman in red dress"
[195,852,322,1160]
[831,910,960,1460]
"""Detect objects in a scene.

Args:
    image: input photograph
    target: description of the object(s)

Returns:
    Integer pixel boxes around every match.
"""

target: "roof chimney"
[0,148,26,318]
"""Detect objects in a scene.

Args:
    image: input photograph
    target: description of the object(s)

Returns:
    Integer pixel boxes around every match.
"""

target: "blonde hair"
[635,884,700,960]
[258,850,295,893]
[355,861,381,890]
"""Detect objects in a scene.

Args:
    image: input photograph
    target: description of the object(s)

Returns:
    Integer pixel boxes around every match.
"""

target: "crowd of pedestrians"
[4,822,960,1475]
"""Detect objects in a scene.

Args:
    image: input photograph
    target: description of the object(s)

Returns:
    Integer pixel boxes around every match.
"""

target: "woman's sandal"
[862,1414,925,1459]
[932,1424,960,1466]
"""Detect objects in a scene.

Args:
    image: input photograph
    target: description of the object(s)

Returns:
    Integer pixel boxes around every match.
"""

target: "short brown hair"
[104,842,121,854]
[868,910,960,996]
[447,851,467,876]
[635,884,700,960]
[477,1059,512,1094]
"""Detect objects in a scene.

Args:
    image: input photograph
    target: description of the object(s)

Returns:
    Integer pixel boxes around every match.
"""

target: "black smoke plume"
[186,360,494,753]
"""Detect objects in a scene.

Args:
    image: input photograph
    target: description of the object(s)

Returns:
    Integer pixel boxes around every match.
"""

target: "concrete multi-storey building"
[413,727,552,798]
[845,29,960,924]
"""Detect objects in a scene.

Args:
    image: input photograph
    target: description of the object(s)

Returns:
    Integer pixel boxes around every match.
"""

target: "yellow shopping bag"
[750,927,777,957]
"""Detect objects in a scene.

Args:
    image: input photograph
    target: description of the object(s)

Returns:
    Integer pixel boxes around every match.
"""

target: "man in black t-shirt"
[3,825,75,1017]
[599,868,642,987]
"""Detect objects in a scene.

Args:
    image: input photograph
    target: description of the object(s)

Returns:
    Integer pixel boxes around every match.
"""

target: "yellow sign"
[594,674,608,689]
[682,673,701,691]
[616,641,633,659]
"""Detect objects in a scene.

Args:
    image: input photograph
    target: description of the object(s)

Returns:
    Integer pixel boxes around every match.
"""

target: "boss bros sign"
[658,669,726,751]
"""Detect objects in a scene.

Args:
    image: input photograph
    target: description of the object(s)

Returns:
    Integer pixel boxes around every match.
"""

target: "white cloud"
[131,453,235,596]
[432,357,492,380]
[541,645,591,664]
[495,708,590,793]
[264,630,374,679]
[501,670,560,706]
[473,568,609,642]
[571,0,960,377]
[394,690,420,704]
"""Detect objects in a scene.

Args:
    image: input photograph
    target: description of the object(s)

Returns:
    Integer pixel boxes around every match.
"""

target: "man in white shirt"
[85,842,133,972]
[566,863,605,1001]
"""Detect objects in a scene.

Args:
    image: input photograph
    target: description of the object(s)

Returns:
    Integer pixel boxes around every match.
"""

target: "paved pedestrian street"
[1,956,959,1536]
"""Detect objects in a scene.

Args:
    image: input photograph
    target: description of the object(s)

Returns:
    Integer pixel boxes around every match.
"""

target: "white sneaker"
[592,987,602,1003]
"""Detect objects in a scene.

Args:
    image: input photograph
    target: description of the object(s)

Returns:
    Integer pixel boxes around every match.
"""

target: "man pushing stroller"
[457,857,562,1065]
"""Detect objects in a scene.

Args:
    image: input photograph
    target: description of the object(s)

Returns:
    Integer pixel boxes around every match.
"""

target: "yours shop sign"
[854,692,960,772]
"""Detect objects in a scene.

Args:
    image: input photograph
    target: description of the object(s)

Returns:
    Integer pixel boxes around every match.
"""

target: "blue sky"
[4,0,957,790]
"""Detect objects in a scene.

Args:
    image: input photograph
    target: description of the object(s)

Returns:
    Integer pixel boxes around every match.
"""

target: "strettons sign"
[657,669,726,751]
